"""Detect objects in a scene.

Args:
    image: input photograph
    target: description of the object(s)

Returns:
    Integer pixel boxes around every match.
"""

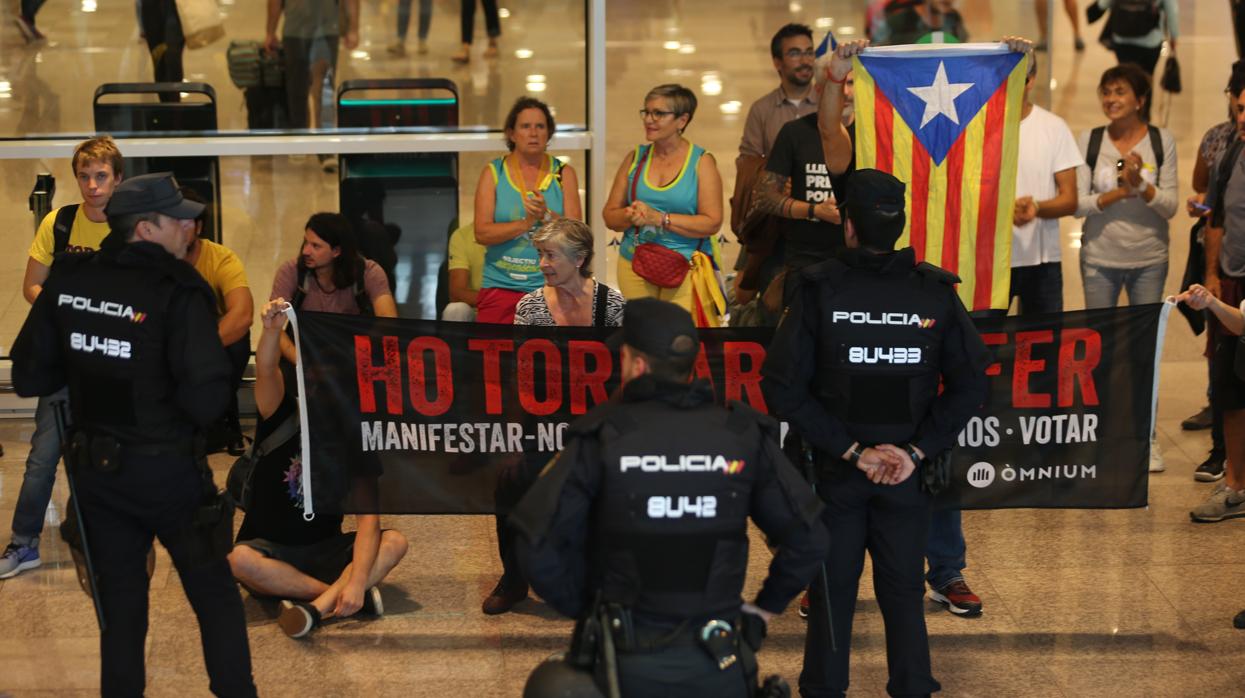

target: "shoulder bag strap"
[1086,126,1106,177]
[628,145,650,206]
[254,412,301,458]
[592,280,609,327]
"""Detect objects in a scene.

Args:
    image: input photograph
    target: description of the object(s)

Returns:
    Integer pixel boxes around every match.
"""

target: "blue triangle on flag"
[815,30,837,58]
[860,51,1022,166]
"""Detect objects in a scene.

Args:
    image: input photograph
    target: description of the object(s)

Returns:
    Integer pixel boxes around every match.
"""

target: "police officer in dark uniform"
[11,173,257,697]
[511,297,830,698]
[762,169,989,698]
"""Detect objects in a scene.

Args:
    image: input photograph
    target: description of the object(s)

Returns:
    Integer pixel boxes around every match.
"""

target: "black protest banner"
[937,303,1170,510]
[293,311,771,516]
[291,303,1169,516]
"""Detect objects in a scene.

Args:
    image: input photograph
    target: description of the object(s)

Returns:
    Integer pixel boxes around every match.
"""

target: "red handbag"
[627,145,692,288]
[632,242,692,288]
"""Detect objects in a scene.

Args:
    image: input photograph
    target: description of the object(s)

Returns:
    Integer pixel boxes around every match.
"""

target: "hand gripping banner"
[288,302,1170,515]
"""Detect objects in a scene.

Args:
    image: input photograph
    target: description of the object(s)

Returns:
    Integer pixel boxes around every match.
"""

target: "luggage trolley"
[93,82,223,242]
[336,78,459,319]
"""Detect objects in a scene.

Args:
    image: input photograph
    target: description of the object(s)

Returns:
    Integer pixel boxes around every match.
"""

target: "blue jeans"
[10,388,68,545]
[397,0,432,40]
[1080,260,1169,309]
[925,508,965,589]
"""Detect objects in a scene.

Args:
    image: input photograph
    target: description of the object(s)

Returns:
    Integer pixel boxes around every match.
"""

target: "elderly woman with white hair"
[513,218,625,327]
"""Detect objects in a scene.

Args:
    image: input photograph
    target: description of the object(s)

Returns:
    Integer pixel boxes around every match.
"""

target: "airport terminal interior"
[0,0,1242,694]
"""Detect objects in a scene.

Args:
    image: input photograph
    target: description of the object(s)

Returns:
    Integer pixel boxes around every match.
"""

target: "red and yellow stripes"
[853,54,1026,311]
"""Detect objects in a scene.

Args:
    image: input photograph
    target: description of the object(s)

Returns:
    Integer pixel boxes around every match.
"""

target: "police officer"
[761,169,989,698]
[511,298,829,698]
[11,173,257,697]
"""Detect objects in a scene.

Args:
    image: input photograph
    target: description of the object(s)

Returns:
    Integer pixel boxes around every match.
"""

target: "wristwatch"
[905,443,924,466]
[806,202,818,221]
[847,443,864,465]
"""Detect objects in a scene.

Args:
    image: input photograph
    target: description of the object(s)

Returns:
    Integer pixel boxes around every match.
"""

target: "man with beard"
[268,212,398,364]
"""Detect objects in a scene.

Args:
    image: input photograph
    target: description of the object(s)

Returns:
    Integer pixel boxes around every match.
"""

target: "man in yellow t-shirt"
[182,187,255,455]
[2,136,124,579]
[443,222,485,322]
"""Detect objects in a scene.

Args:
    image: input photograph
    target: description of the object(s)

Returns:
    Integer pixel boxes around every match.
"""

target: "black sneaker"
[278,600,321,638]
[1182,405,1213,431]
[361,586,384,616]
[1195,453,1226,482]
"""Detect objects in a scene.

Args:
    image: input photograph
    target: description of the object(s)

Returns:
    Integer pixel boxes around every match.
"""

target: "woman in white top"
[1076,63,1178,309]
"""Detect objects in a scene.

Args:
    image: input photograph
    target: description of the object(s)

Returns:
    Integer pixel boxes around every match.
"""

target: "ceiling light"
[515,48,533,59]
[719,101,742,114]
[498,7,510,18]
[663,40,681,50]
[526,82,546,92]
[815,17,833,29]
[677,44,696,54]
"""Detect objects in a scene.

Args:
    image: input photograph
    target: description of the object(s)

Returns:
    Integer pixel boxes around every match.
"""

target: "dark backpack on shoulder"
[1109,0,1163,38]
[291,254,374,315]
[1085,125,1165,190]
[51,203,79,256]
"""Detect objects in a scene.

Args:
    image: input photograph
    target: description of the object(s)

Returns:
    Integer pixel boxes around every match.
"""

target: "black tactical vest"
[805,249,961,448]
[49,242,216,447]
[587,379,765,620]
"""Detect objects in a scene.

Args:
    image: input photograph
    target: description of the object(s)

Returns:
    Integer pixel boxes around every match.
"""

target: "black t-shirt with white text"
[766,113,853,270]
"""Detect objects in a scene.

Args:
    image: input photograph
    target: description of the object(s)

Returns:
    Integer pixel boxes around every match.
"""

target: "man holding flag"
[817,36,1031,625]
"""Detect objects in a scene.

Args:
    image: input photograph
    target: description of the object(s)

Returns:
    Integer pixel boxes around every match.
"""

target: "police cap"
[105,172,205,220]
[606,298,699,360]
[844,168,905,216]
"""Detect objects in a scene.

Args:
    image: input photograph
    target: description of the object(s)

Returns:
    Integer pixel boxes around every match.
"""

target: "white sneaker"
[1149,438,1165,473]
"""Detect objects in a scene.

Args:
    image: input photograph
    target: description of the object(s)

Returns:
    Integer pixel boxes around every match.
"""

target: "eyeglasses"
[639,109,676,121]
[784,49,817,60]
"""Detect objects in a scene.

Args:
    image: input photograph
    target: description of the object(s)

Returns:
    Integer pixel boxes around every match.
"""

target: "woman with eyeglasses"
[1076,62,1177,311]
[602,84,723,312]
[473,96,582,325]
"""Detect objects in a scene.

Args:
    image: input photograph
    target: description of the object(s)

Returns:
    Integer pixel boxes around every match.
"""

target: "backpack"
[225,412,299,511]
[51,203,79,256]
[1109,0,1163,38]
[1085,125,1165,190]
[291,254,373,315]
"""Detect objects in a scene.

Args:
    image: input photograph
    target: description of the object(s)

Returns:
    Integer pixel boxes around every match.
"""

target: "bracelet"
[828,72,849,84]
[661,212,671,230]
[806,202,818,221]
[1033,199,1041,216]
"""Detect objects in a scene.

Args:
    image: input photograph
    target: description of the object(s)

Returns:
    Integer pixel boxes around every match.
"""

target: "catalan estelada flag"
[853,45,1027,312]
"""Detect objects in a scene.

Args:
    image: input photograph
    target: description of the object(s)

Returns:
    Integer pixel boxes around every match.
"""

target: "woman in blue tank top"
[603,84,723,312]
[473,97,583,324]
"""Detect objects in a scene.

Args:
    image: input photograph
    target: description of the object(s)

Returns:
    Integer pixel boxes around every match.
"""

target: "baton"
[597,603,622,698]
[51,399,106,632]
[802,445,836,654]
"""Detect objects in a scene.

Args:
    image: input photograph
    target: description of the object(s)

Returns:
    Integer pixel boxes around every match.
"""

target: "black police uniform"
[12,230,257,694]
[511,365,829,697]
[762,245,989,697]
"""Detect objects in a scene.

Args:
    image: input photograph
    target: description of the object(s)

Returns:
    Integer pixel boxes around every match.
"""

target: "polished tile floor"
[0,0,1243,695]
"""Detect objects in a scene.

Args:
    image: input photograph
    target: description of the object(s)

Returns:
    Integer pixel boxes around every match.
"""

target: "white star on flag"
[907,61,974,129]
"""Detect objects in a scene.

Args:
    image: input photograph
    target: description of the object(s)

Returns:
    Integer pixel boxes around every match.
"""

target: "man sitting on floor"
[227,298,408,638]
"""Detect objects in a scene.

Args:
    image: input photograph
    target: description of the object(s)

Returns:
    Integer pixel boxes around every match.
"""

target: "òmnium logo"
[966,462,996,488]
